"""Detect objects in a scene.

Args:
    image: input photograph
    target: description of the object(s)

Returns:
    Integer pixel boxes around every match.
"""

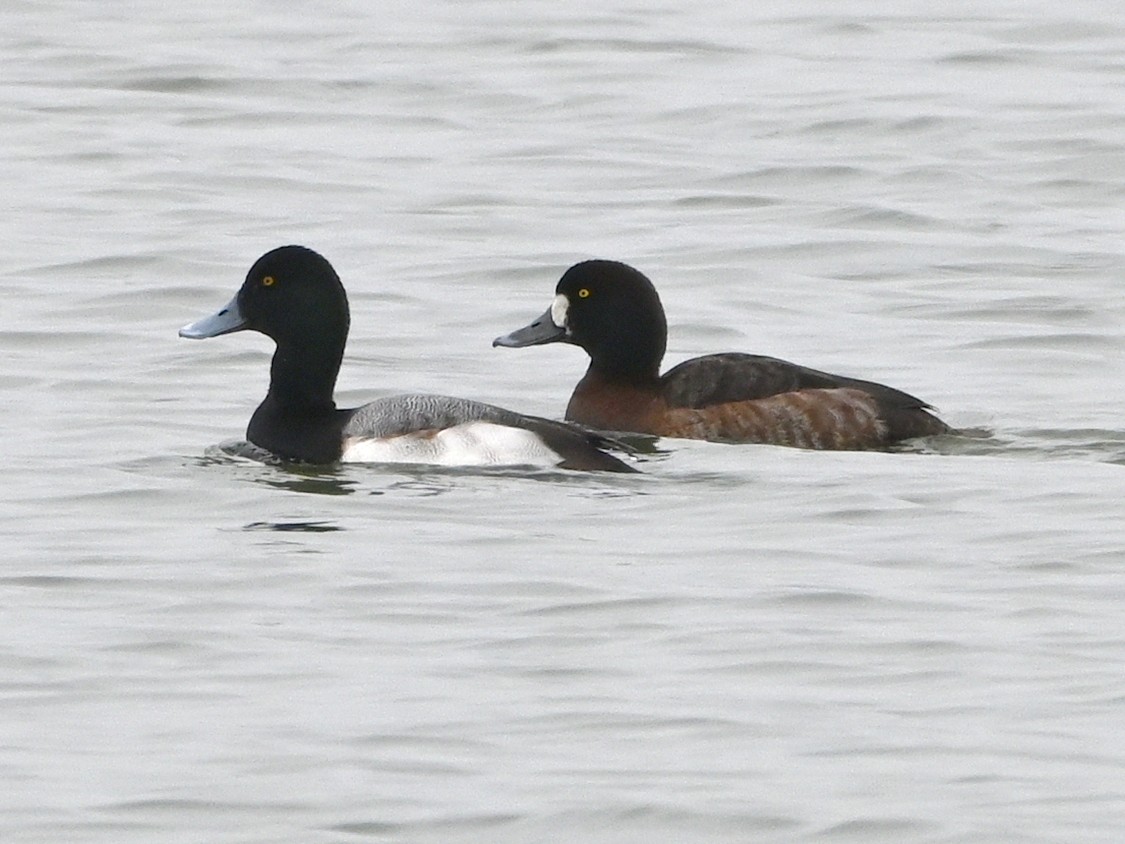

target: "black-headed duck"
[494,260,950,450]
[181,247,634,472]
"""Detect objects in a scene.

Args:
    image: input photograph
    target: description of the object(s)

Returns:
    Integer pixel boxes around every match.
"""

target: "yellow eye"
[577,288,590,298]
[262,276,276,287]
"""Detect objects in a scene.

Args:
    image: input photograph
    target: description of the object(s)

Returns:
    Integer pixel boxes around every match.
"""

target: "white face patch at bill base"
[550,294,569,330]
[341,422,564,467]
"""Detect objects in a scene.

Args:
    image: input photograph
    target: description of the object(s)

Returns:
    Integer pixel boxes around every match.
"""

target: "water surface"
[2,1,1124,842]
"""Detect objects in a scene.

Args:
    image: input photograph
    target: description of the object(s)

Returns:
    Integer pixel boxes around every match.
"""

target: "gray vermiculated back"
[342,394,528,439]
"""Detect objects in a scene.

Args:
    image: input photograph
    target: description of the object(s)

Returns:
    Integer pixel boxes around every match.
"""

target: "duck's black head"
[180,245,350,346]
[494,260,668,380]
[235,245,350,346]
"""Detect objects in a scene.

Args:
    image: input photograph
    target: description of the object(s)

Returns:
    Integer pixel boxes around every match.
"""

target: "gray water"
[3,1,1125,841]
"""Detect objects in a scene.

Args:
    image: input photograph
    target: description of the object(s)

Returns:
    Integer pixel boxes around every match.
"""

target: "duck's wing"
[660,353,936,412]
[343,394,637,473]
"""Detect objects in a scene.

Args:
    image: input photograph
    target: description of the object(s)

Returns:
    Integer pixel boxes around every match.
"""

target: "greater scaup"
[493,260,951,450]
[180,246,635,472]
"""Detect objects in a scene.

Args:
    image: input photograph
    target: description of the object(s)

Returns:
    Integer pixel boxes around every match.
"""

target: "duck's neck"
[584,352,662,387]
[567,365,661,432]
[265,338,344,412]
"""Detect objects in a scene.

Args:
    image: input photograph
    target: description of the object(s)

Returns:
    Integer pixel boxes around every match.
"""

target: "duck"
[179,246,635,472]
[493,259,951,450]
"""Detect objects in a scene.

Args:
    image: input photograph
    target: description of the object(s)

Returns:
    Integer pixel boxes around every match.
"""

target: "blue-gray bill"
[179,294,247,339]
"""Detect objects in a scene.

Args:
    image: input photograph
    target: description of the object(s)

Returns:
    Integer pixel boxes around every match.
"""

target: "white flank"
[341,422,563,467]
[549,294,569,329]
